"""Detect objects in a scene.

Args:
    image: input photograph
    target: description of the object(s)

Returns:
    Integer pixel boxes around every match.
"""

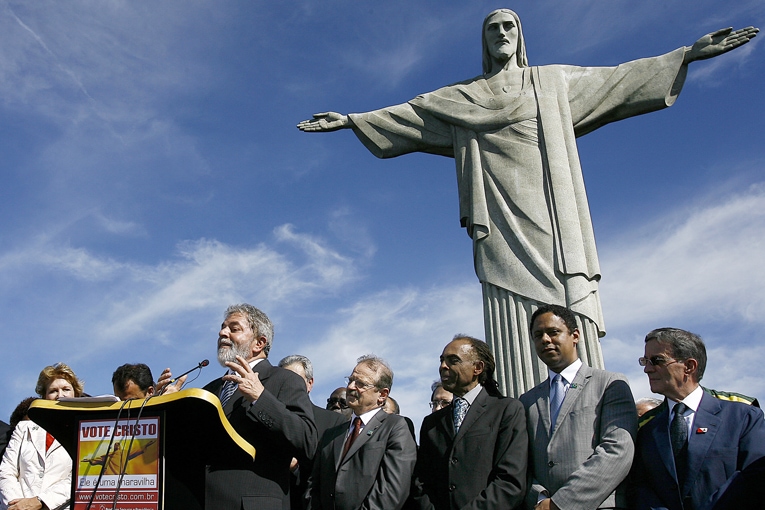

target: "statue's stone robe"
[350,48,687,336]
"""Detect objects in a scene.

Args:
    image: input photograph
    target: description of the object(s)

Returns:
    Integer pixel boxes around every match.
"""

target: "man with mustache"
[308,355,416,510]
[412,335,528,509]
[519,304,636,510]
[201,304,317,510]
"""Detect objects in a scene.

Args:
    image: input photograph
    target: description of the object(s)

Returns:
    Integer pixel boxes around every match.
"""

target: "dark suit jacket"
[0,420,10,460]
[519,365,636,509]
[633,391,765,510]
[290,404,349,510]
[412,387,528,510]
[309,409,417,510]
[203,359,318,510]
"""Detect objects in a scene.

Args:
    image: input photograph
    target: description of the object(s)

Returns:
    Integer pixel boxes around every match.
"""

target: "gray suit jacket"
[309,409,417,510]
[519,364,637,509]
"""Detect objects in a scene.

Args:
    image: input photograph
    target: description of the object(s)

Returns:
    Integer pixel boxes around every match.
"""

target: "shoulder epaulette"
[638,400,667,430]
[703,387,760,407]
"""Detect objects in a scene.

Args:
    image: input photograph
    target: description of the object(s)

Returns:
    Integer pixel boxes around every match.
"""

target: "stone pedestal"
[482,283,604,398]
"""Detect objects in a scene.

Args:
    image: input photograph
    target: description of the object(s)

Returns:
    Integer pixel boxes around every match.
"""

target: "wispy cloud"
[0,224,360,348]
[600,181,765,400]
[600,182,765,329]
[300,282,483,426]
[688,38,759,84]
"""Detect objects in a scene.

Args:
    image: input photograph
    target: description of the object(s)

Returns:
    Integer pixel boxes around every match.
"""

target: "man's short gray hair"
[278,354,313,381]
[356,354,393,392]
[645,327,707,381]
[225,304,274,356]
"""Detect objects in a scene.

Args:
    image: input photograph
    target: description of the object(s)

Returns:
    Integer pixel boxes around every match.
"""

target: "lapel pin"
[696,428,707,434]
[570,383,578,389]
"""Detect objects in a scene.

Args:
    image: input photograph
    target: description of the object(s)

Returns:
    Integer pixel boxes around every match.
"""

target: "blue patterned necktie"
[219,376,237,407]
[453,397,468,433]
[549,373,566,431]
[671,402,689,488]
[670,403,688,455]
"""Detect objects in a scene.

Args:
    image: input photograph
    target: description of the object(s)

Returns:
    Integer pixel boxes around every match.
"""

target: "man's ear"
[251,335,268,356]
[684,358,699,377]
[378,387,390,405]
[147,386,155,396]
[473,360,485,377]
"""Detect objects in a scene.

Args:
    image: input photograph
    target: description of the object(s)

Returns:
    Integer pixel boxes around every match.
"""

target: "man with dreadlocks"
[411,335,528,509]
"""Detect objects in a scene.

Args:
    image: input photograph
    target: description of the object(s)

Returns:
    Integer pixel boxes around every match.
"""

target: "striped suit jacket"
[519,364,637,509]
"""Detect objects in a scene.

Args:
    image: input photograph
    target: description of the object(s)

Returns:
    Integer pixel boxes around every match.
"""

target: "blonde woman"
[0,363,83,510]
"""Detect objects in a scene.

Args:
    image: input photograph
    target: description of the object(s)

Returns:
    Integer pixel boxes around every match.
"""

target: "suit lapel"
[30,424,47,459]
[550,365,591,437]
[223,358,273,415]
[337,410,387,468]
[647,404,678,486]
[684,393,722,498]
[434,404,455,443]
[453,388,487,444]
[532,380,552,437]
[333,422,350,470]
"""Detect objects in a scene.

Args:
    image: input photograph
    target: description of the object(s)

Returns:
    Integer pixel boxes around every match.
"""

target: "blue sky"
[1,1,763,433]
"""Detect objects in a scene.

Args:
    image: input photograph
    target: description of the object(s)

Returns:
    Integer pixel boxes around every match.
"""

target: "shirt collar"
[460,382,484,406]
[225,357,263,375]
[549,358,582,387]
[668,384,703,414]
[352,406,383,427]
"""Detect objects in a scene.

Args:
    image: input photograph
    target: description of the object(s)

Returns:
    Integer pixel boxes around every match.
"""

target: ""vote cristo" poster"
[74,417,160,510]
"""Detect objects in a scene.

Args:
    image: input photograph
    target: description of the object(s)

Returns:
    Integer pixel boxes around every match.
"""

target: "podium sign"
[29,389,255,510]
[75,417,161,510]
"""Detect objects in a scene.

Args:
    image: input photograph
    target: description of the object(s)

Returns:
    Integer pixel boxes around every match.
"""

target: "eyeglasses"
[429,399,452,410]
[344,376,376,391]
[326,397,348,409]
[638,356,684,367]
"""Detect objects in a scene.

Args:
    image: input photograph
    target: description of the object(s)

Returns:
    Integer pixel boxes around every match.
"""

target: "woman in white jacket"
[0,363,84,510]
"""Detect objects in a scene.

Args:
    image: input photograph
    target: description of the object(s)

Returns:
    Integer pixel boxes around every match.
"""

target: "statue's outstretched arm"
[297,112,352,132]
[684,26,759,64]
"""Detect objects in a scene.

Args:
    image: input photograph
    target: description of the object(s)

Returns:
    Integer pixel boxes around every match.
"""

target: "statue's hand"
[297,112,350,132]
[685,26,758,63]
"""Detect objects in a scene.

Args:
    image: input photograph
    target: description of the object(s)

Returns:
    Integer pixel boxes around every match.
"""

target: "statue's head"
[482,9,528,74]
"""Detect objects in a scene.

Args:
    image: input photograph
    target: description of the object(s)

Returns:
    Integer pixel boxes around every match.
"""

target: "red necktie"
[341,417,362,461]
[45,432,55,452]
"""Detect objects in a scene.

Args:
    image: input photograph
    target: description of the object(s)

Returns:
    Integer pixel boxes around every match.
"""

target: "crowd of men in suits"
[157,302,765,510]
[2,302,763,510]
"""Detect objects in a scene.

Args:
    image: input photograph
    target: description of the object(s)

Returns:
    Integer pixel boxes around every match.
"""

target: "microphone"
[169,359,209,383]
[158,360,209,395]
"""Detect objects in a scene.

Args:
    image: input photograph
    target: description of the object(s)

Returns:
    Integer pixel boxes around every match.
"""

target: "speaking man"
[413,335,527,509]
[309,355,416,510]
[201,304,317,510]
[519,304,636,509]
[633,327,765,510]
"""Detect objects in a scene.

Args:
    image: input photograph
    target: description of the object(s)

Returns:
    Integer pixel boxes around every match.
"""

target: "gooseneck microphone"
[157,359,209,395]
[169,359,209,384]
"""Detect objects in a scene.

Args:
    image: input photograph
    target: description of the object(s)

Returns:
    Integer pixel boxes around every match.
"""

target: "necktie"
[45,432,54,452]
[671,402,689,488]
[453,398,468,433]
[341,417,362,460]
[219,377,237,407]
[549,373,565,431]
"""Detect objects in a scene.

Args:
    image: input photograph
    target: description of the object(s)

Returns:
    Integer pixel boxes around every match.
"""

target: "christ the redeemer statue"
[298,9,758,397]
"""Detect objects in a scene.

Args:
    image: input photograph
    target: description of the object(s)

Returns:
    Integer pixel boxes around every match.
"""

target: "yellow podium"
[29,388,255,510]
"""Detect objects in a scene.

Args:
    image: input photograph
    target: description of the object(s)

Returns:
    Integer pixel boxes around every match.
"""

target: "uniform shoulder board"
[703,387,760,408]
[638,400,667,430]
